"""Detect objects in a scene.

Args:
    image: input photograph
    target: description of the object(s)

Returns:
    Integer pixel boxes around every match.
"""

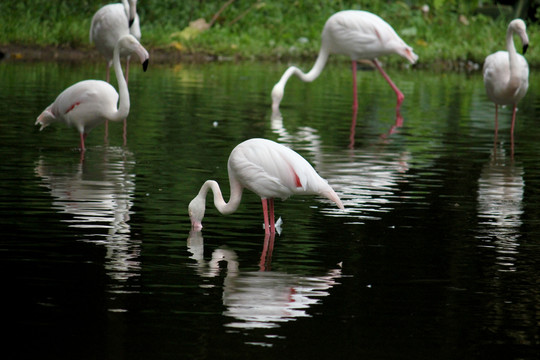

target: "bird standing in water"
[483,18,529,138]
[188,138,344,234]
[271,10,418,112]
[36,35,149,152]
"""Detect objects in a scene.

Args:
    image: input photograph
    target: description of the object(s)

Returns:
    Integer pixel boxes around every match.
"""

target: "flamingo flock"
[34,5,530,234]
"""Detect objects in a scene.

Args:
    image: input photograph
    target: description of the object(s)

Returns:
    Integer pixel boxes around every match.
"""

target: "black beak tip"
[142,59,149,72]
[523,44,529,55]
[129,18,134,27]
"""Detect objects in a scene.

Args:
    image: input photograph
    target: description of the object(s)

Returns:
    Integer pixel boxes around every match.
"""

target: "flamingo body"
[36,34,149,151]
[188,138,344,234]
[90,0,141,82]
[271,10,418,111]
[483,19,529,136]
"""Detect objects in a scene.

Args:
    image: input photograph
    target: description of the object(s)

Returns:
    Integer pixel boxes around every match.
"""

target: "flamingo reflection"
[35,147,139,281]
[271,110,410,222]
[187,231,342,330]
[477,144,523,272]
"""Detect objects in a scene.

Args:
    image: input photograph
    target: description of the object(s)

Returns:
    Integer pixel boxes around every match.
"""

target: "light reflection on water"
[34,147,140,285]
[2,61,540,358]
[187,231,341,334]
[477,143,524,273]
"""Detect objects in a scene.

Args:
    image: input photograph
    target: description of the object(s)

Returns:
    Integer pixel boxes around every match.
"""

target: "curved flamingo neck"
[200,179,243,215]
[111,42,130,122]
[271,46,330,110]
[506,25,520,79]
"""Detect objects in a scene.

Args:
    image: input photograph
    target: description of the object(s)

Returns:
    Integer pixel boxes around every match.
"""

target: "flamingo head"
[188,195,206,231]
[509,19,529,55]
[271,83,284,112]
[399,46,419,64]
[118,34,149,72]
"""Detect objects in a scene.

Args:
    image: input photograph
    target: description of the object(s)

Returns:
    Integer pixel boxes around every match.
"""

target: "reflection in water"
[187,231,342,331]
[271,110,410,223]
[477,144,523,272]
[35,147,140,282]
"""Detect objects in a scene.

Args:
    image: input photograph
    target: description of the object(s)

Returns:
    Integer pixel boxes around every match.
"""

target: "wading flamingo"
[271,10,418,112]
[36,34,149,152]
[483,19,529,139]
[90,0,141,83]
[188,138,344,234]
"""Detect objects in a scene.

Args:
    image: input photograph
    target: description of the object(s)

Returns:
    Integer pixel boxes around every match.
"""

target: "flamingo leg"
[262,198,270,235]
[349,105,358,149]
[79,132,87,152]
[511,104,517,138]
[259,233,276,271]
[269,198,275,234]
[351,60,358,110]
[494,104,499,139]
[372,60,404,109]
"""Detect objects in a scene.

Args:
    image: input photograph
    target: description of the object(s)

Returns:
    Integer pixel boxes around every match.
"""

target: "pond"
[2,57,540,359]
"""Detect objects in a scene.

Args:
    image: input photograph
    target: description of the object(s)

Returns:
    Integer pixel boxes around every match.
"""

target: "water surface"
[2,59,540,359]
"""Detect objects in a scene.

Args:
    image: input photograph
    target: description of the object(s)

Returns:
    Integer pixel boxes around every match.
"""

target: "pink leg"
[372,60,404,109]
[104,119,109,142]
[259,233,276,271]
[268,198,275,234]
[262,198,270,235]
[511,104,517,138]
[351,60,358,110]
[349,105,358,149]
[494,104,499,139]
[79,132,87,152]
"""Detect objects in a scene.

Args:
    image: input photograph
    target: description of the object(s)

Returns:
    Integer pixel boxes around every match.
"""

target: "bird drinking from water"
[271,10,418,113]
[188,138,344,234]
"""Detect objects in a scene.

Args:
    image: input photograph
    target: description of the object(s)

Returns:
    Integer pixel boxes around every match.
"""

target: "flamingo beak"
[523,44,529,55]
[129,18,135,27]
[142,59,149,72]
[191,220,203,231]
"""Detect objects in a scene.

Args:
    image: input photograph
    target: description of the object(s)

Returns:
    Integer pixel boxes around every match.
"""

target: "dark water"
[2,59,540,359]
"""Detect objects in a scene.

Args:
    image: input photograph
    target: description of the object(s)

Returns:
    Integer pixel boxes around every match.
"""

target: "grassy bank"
[1,1,539,67]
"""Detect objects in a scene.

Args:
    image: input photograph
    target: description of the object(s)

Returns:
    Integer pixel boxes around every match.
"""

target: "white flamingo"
[90,0,141,83]
[36,34,149,152]
[271,10,418,112]
[483,19,529,137]
[188,138,344,234]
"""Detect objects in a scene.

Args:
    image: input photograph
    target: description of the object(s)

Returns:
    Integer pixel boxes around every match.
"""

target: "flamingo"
[483,19,529,139]
[188,138,344,234]
[36,34,149,152]
[271,10,418,112]
[90,0,141,83]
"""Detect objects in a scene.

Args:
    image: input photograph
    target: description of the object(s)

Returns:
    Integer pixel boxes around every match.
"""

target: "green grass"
[1,0,539,67]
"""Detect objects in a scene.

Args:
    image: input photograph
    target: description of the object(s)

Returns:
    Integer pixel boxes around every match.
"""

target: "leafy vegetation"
[1,0,539,66]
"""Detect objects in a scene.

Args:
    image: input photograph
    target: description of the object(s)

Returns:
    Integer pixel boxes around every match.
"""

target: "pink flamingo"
[188,138,344,234]
[483,19,529,141]
[271,10,418,112]
[36,35,149,152]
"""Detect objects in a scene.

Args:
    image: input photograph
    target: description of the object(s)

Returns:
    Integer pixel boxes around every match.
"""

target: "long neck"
[281,47,329,85]
[111,44,130,122]
[201,179,243,215]
[271,46,329,110]
[506,26,520,84]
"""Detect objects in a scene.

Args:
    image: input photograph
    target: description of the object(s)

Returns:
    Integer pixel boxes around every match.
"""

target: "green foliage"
[0,0,539,66]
